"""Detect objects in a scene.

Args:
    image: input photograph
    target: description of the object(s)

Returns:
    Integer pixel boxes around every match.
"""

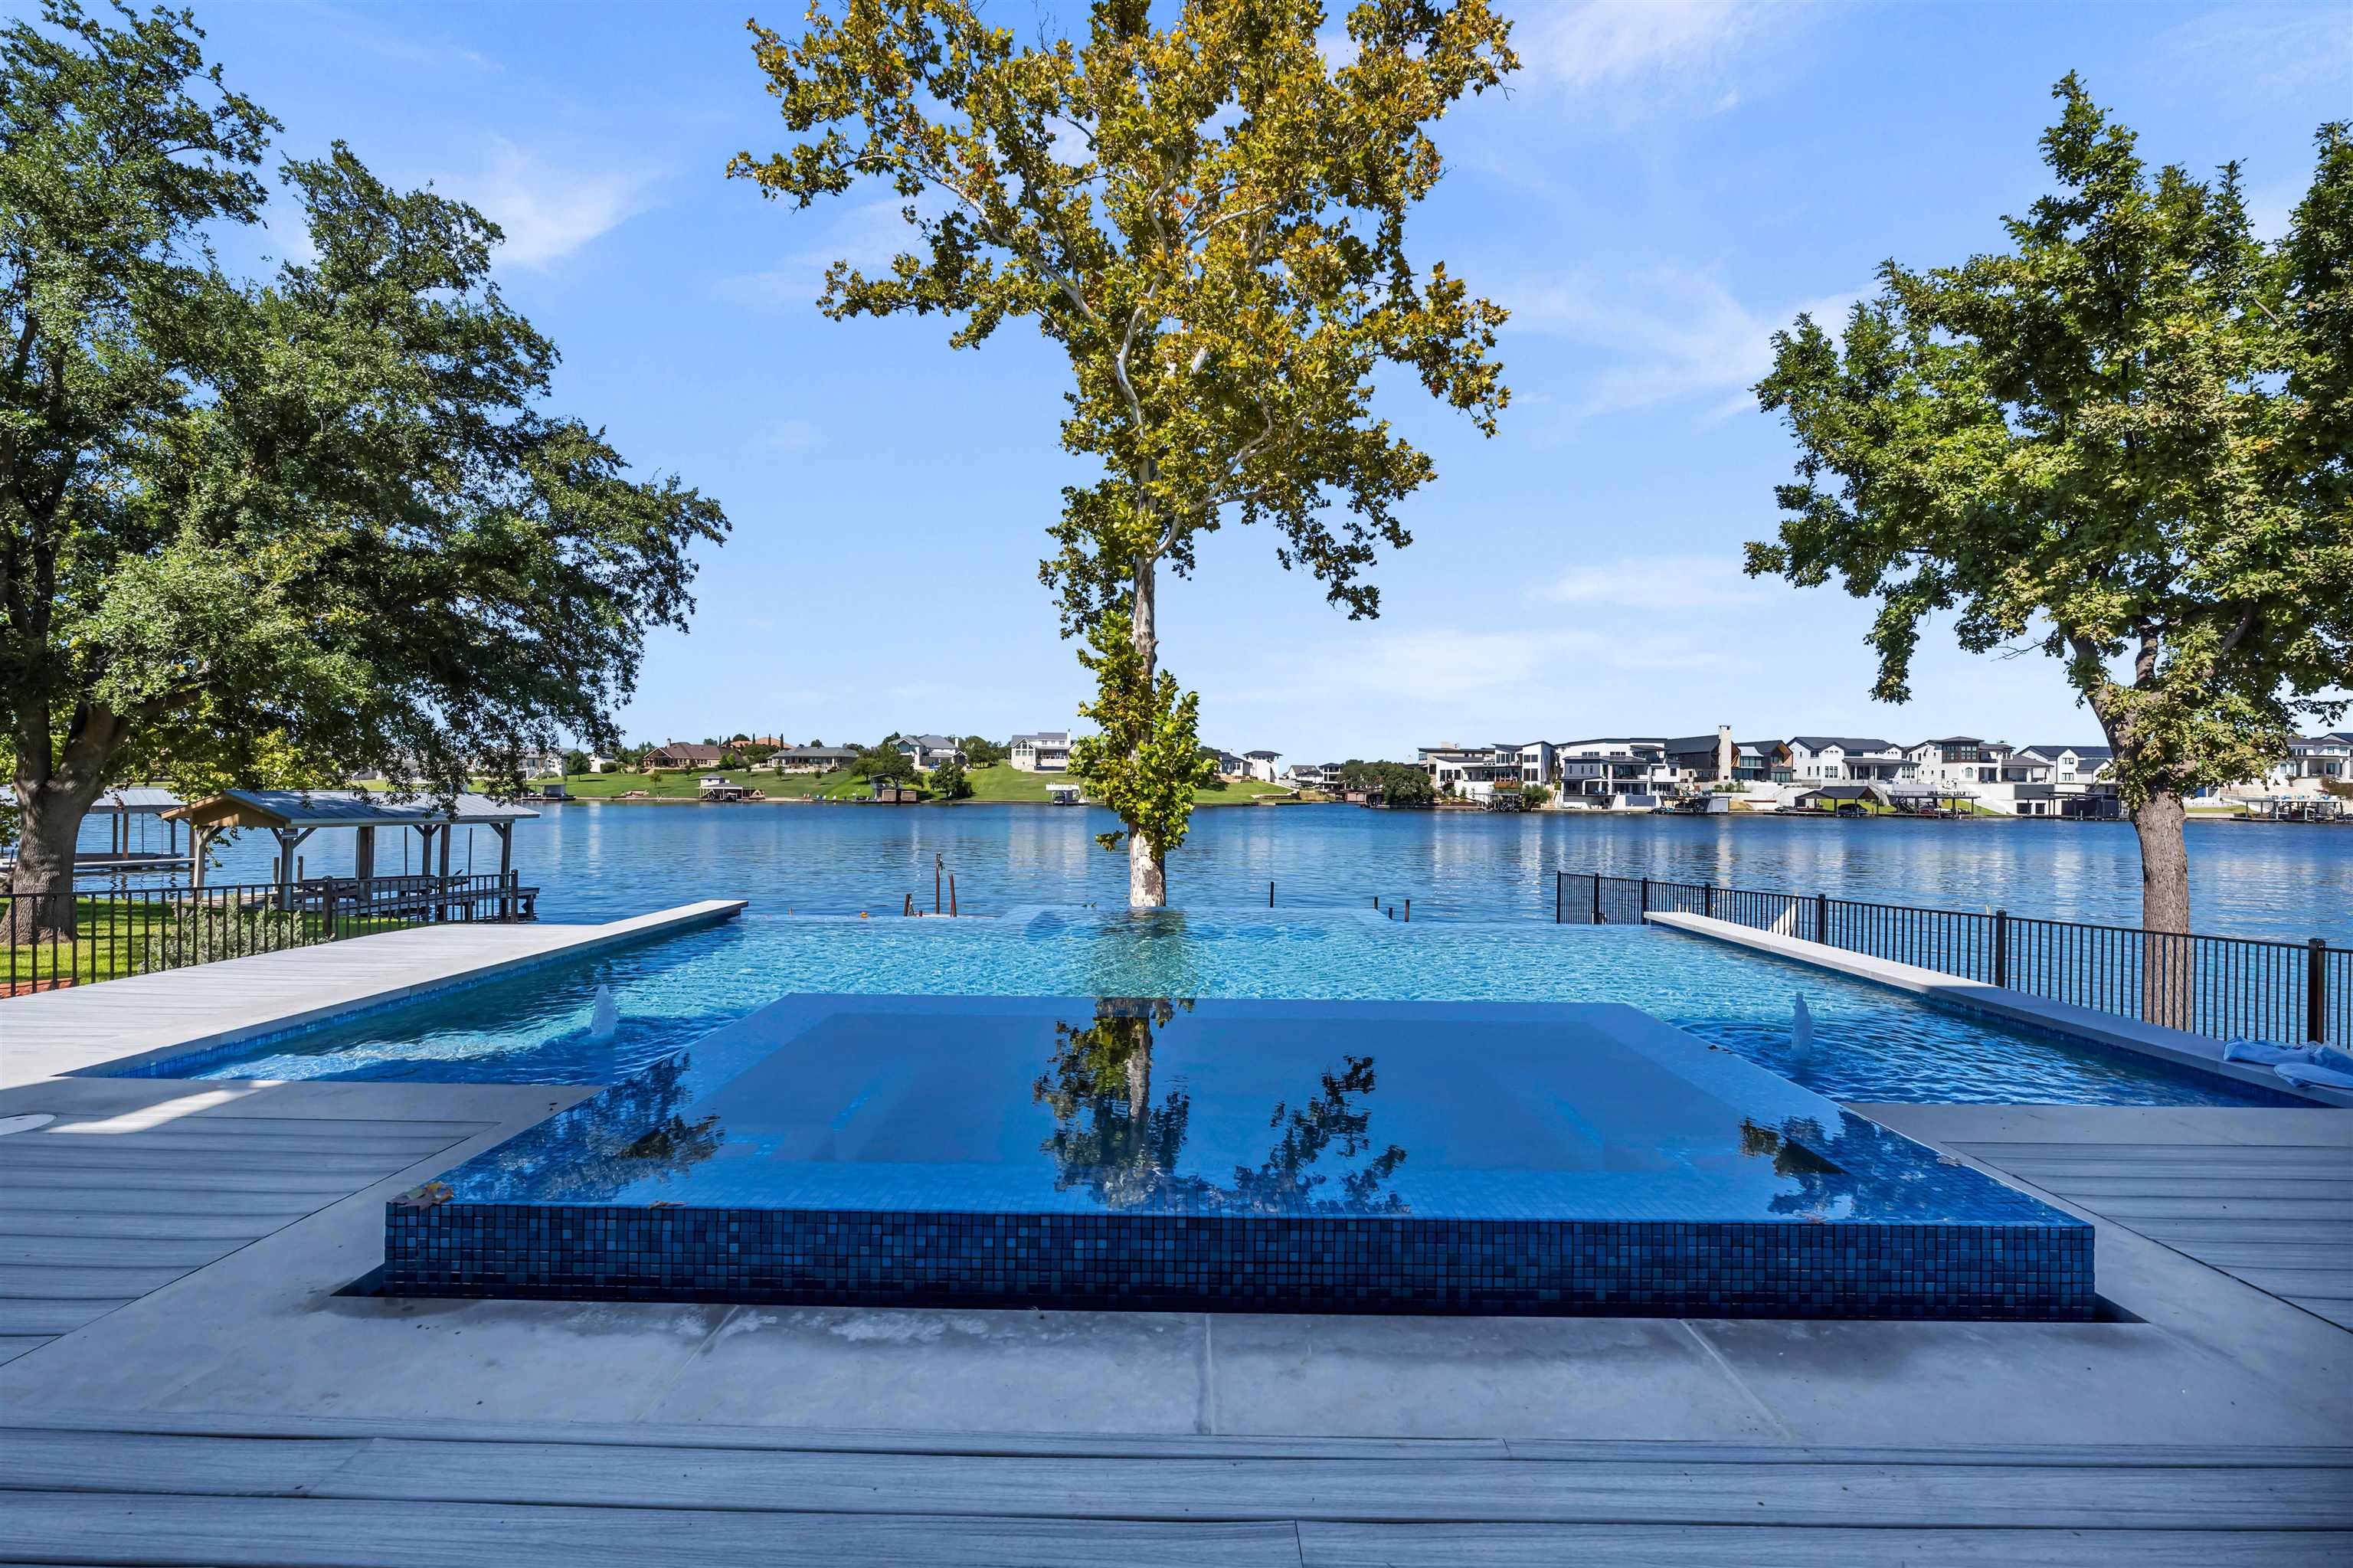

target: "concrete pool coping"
[0,899,746,1089]
[1645,910,2353,1109]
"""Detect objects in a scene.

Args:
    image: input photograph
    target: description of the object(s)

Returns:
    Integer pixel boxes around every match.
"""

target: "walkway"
[0,1077,2343,1562]
[1869,1103,2353,1331]
[2,1413,2345,1566]
[0,900,744,1086]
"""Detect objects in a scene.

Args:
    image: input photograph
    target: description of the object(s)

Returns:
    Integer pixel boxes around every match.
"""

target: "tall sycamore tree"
[1752,78,2352,950]
[0,4,725,940]
[733,0,1514,905]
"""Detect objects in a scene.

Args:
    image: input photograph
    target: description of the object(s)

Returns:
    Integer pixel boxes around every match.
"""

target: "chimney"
[1716,724,1734,781]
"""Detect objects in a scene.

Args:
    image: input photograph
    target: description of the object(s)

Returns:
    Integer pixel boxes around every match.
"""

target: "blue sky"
[141,1,2351,759]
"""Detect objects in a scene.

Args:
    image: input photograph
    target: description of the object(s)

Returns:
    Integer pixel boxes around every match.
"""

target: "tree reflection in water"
[470,1052,724,1203]
[1033,998,1408,1215]
[1739,1114,1933,1221]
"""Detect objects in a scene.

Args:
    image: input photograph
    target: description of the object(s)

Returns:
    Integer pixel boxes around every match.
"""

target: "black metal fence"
[2,873,534,996]
[1556,871,2351,1049]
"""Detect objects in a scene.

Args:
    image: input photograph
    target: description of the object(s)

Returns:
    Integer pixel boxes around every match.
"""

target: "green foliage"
[1068,610,1217,854]
[733,0,1515,898]
[851,744,914,782]
[1518,782,1551,807]
[1334,758,1433,807]
[959,735,1009,767]
[0,3,728,911]
[931,755,974,799]
[562,750,592,776]
[1751,77,2352,920]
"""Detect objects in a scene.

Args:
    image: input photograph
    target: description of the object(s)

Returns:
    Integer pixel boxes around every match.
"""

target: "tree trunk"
[5,774,103,945]
[1127,553,1167,910]
[2130,787,2194,1030]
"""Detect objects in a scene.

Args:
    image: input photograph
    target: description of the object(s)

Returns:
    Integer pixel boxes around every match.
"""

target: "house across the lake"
[774,745,859,774]
[1010,732,1072,772]
[643,741,727,771]
[895,735,964,772]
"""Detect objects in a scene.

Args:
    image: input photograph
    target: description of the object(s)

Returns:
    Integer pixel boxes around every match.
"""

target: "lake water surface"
[172,801,2353,944]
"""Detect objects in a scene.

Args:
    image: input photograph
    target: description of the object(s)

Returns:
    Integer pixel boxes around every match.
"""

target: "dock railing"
[2,872,535,997]
[1556,870,2351,1049]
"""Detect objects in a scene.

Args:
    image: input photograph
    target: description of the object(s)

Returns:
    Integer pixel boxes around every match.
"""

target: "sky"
[92,0,2353,760]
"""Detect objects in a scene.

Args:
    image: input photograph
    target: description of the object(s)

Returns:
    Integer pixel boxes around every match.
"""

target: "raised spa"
[382,994,2093,1319]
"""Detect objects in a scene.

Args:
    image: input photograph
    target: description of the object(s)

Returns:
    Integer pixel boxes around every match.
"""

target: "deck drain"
[0,1113,56,1136]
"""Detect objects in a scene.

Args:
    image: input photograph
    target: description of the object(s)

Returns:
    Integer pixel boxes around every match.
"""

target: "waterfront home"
[1785,735,1913,784]
[894,734,964,772]
[1242,748,1282,782]
[1416,742,1537,803]
[1009,731,1072,771]
[644,741,727,770]
[1553,738,1680,807]
[2289,732,2353,784]
[1663,726,1776,784]
[1906,736,2011,791]
[1288,761,1343,790]
[774,745,859,774]
[2000,745,2120,818]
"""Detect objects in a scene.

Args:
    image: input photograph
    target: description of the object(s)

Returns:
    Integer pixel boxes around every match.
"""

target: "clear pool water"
[425,994,2076,1226]
[159,909,2294,1107]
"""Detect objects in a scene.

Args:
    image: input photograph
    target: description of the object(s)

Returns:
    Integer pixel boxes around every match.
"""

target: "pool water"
[155,909,2292,1107]
[385,994,2093,1319]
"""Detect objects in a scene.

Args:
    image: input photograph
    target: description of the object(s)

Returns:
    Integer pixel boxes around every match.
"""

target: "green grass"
[4,896,408,990]
[532,763,1301,807]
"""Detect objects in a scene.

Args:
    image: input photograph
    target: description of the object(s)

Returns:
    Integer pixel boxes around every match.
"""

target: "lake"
[162,800,2353,944]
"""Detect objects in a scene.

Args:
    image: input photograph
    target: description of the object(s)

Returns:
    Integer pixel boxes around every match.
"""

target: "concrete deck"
[0,900,745,1087]
[0,1069,2344,1562]
[1647,910,2353,1107]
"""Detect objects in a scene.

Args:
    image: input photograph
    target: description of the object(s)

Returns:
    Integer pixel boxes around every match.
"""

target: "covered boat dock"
[162,790,542,920]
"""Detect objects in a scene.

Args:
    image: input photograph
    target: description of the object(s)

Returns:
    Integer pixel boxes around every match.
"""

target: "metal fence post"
[1815,892,1830,944]
[1592,875,1602,925]
[1703,885,1716,920]
[1268,880,1275,908]
[2312,938,2329,1044]
[1555,871,1564,924]
[1638,877,1650,918]
[1993,909,2009,989]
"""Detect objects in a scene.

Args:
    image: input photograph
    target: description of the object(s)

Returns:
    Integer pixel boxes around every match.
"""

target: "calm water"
[430,992,2073,1226]
[164,801,2353,942]
[167,909,2292,1107]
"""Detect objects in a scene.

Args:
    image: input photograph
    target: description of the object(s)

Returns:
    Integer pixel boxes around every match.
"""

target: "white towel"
[2223,1037,2322,1066]
[2276,1059,2353,1092]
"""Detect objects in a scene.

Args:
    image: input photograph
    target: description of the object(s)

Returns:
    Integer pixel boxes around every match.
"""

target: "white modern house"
[2001,745,2119,817]
[1287,761,1343,790]
[1785,737,1913,784]
[1010,732,1072,772]
[1552,738,1679,807]
[1906,737,2010,791]
[2288,732,2353,784]
[1416,744,1535,803]
[894,735,965,772]
[1242,748,1283,784]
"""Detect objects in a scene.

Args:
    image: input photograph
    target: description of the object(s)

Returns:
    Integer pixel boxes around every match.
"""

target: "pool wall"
[383,1203,2093,1320]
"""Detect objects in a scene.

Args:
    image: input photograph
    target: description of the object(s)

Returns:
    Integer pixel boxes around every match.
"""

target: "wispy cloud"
[1508,263,1863,422]
[435,139,660,270]
[1516,1,1813,119]
[1219,624,1738,707]
[1536,553,1770,611]
[717,198,922,306]
[2150,4,2353,100]
[754,417,823,453]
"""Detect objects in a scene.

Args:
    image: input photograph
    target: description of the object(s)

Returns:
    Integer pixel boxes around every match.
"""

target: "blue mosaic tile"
[381,995,2094,1321]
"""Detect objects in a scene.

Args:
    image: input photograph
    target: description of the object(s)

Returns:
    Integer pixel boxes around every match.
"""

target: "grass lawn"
[532,764,1301,807]
[5,895,407,990]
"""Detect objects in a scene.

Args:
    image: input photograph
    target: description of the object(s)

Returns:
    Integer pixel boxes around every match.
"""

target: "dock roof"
[162,789,540,831]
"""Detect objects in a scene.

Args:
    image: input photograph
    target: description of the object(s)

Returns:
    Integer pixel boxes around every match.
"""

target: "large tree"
[732,0,1514,905]
[0,4,726,939]
[1751,77,2352,943]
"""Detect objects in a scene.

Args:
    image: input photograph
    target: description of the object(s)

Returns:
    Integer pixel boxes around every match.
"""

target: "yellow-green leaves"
[735,2,1517,898]
[1067,609,1218,857]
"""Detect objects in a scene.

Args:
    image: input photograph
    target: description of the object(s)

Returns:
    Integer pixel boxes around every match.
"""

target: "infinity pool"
[146,909,2291,1106]
[383,994,2093,1319]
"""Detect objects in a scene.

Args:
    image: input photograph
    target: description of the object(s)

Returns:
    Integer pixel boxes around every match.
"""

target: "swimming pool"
[141,909,2292,1107]
[383,994,2093,1320]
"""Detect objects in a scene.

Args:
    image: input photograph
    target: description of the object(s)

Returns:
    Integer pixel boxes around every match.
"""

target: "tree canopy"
[1750,77,2352,933]
[0,3,726,932]
[732,0,1514,904]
